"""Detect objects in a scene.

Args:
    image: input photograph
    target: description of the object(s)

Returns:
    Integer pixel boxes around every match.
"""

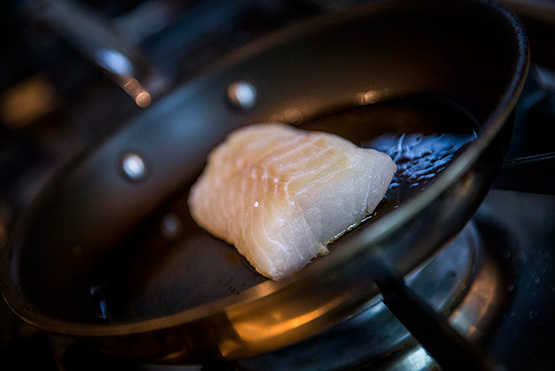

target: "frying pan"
[1,0,528,366]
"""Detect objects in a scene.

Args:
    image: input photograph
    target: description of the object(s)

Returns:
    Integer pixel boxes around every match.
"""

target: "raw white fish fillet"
[188,123,396,280]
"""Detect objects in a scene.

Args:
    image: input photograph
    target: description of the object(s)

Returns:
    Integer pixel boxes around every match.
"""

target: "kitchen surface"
[1,0,554,370]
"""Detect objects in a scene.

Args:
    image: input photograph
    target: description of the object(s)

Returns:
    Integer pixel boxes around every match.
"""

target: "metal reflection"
[222,296,345,357]
[95,48,133,76]
[123,78,152,108]
[23,0,165,108]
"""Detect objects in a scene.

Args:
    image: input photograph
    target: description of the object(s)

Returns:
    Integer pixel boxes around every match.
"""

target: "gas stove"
[0,1,554,370]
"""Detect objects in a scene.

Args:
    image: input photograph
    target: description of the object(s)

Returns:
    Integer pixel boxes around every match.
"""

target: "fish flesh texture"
[188,123,396,280]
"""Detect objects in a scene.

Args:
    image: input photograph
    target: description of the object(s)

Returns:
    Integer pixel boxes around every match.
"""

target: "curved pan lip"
[1,0,529,340]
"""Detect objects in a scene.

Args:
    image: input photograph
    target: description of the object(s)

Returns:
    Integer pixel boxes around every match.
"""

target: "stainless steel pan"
[1,0,528,366]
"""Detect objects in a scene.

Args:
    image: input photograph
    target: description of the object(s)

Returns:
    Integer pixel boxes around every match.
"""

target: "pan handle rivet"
[227,81,257,111]
[121,153,147,181]
[161,214,181,238]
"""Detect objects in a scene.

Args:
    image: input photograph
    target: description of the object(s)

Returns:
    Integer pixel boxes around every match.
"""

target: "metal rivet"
[284,109,304,125]
[121,153,147,181]
[161,214,181,238]
[227,81,257,111]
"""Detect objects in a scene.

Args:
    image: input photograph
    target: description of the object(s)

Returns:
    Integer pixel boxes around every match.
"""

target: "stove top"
[1,1,554,370]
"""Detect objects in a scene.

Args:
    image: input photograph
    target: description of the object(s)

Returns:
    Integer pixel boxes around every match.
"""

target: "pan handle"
[18,0,169,107]
[494,152,555,195]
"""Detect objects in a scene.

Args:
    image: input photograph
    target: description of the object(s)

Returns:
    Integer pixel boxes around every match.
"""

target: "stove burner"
[239,217,512,370]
